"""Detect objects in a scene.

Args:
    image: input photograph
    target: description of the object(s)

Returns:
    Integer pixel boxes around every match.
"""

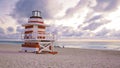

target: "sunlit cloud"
[0,0,120,39]
[0,15,18,34]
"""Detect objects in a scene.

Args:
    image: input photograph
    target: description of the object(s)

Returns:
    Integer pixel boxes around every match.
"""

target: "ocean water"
[56,41,120,51]
[0,41,120,51]
[0,41,23,45]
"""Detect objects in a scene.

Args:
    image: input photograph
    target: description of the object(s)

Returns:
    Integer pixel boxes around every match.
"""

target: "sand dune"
[0,44,120,68]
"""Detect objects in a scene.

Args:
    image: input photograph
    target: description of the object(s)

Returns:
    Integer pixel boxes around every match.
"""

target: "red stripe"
[28,21,44,23]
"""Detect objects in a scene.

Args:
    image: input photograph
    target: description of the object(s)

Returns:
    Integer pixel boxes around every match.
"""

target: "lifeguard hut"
[21,10,57,54]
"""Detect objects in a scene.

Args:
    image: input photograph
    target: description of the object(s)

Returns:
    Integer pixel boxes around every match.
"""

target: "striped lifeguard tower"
[21,10,57,54]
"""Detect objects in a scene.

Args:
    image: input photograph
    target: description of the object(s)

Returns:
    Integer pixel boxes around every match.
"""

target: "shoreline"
[0,43,120,51]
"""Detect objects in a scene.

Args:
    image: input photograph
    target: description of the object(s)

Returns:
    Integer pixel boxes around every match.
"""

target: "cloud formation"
[0,27,4,34]
[82,23,103,31]
[7,27,14,33]
[93,0,120,12]
[12,0,79,19]
[1,0,120,39]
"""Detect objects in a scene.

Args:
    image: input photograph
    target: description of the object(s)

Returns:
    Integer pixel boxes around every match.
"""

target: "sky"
[0,0,120,39]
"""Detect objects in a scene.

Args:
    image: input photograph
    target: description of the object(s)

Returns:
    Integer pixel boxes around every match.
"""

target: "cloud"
[12,0,79,19]
[12,0,81,26]
[93,0,120,12]
[81,14,111,31]
[7,27,14,32]
[109,30,120,38]
[0,27,4,34]
[47,24,94,38]
[0,15,18,34]
[16,26,24,33]
[86,15,102,23]
[12,0,50,19]
[63,0,89,19]
[95,28,110,37]
[0,0,18,15]
[47,25,74,36]
[0,0,19,39]
[82,23,103,31]
[6,33,21,39]
[1,0,120,39]
[47,24,77,37]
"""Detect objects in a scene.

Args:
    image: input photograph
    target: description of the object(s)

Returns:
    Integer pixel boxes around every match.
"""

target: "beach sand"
[0,44,120,68]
